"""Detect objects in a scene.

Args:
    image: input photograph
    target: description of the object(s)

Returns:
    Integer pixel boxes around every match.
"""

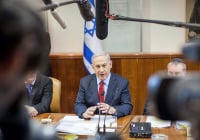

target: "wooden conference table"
[35,113,190,140]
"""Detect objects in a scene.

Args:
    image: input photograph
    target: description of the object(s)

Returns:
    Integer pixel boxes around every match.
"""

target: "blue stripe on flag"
[90,0,95,7]
[84,43,94,64]
[83,0,104,74]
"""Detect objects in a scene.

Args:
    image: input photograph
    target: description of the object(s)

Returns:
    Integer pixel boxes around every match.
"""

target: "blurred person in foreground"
[25,70,52,117]
[75,52,133,119]
[143,58,186,115]
[143,58,191,137]
[0,0,55,140]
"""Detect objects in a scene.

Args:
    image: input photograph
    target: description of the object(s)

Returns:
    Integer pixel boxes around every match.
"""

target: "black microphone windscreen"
[77,0,94,21]
[43,0,52,5]
[96,0,109,40]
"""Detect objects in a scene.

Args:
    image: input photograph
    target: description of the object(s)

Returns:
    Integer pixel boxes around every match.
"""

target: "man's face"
[168,64,185,77]
[92,55,112,80]
[25,71,37,83]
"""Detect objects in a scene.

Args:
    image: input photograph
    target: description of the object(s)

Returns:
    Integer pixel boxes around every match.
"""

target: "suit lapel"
[105,73,118,103]
[89,75,99,103]
[29,74,41,104]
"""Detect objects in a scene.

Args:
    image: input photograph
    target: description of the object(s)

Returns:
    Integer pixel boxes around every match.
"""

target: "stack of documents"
[56,115,97,135]
[146,116,171,128]
[55,115,117,135]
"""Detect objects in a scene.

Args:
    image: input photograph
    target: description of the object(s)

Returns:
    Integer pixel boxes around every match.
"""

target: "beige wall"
[142,0,186,53]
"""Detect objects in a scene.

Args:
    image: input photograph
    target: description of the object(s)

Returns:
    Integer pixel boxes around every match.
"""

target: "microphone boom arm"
[39,0,94,21]
[38,0,79,12]
[110,14,200,30]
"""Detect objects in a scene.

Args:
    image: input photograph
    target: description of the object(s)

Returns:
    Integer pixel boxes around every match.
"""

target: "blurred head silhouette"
[0,0,46,119]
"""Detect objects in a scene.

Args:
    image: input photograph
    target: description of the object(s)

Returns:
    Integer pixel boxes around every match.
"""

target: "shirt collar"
[25,78,36,86]
[97,73,111,86]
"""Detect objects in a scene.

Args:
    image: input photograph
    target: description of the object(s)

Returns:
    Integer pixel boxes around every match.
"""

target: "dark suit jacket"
[26,73,52,114]
[74,73,133,118]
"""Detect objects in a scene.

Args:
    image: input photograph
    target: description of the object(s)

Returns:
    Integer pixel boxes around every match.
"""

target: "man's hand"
[24,105,38,117]
[82,106,97,119]
[97,102,116,115]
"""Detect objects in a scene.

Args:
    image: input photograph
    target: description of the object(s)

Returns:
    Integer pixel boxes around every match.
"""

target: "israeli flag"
[83,0,104,74]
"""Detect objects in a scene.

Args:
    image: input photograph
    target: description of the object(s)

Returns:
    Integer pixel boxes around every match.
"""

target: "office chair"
[49,77,61,113]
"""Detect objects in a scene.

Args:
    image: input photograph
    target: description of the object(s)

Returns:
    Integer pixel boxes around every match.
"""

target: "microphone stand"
[102,89,118,134]
[97,106,101,133]
[109,14,200,29]
[97,91,105,136]
[103,105,112,134]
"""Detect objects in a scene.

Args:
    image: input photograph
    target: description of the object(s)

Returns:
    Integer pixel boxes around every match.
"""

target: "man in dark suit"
[25,71,53,117]
[75,52,133,119]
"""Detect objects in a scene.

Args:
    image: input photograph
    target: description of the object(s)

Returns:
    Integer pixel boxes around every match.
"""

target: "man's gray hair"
[167,58,186,71]
[91,52,111,64]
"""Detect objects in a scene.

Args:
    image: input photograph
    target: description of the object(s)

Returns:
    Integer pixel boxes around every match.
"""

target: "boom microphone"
[51,10,67,29]
[42,0,66,29]
[77,0,94,21]
[96,0,109,40]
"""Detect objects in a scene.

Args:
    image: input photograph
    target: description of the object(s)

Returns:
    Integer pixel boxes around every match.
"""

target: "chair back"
[49,77,61,113]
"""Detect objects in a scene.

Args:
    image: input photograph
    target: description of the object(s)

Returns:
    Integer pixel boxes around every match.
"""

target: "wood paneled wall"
[49,53,200,115]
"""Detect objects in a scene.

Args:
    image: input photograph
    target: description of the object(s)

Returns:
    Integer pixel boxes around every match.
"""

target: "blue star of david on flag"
[83,0,104,74]
[84,18,96,37]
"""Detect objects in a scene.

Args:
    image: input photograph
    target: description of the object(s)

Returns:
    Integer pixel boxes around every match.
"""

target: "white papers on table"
[175,121,191,136]
[146,116,171,128]
[56,115,97,135]
[91,115,117,128]
[174,121,191,130]
[55,115,117,135]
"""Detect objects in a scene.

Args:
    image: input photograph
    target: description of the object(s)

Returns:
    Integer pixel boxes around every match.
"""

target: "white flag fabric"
[83,0,104,74]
